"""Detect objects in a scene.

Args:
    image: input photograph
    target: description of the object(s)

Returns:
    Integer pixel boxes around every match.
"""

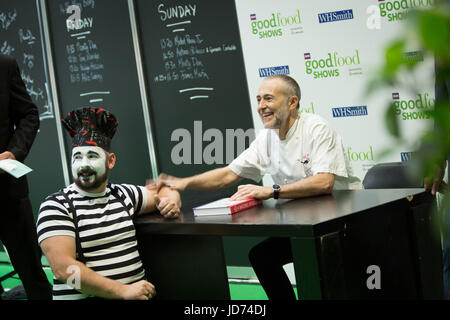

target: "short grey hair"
[265,75,301,109]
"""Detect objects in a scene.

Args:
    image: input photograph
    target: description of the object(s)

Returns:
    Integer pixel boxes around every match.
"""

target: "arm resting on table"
[40,235,155,300]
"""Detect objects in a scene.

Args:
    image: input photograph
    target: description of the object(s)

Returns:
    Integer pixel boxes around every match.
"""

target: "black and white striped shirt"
[36,183,148,300]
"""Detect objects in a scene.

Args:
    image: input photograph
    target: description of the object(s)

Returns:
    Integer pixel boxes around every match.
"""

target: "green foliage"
[417,9,450,59]
[369,3,450,212]
[385,102,401,138]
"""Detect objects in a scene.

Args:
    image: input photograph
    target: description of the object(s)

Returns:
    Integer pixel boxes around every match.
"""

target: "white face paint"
[71,146,107,186]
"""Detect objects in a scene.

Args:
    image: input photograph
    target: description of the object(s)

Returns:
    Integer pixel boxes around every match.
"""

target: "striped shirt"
[36,183,148,300]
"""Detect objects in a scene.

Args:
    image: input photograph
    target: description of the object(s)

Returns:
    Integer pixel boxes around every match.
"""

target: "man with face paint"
[157,75,361,299]
[71,146,111,192]
[36,108,181,300]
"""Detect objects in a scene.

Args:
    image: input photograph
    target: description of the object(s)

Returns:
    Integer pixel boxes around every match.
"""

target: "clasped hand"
[146,180,180,219]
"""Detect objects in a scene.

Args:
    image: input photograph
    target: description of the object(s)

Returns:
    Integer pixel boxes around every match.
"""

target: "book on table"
[193,197,262,216]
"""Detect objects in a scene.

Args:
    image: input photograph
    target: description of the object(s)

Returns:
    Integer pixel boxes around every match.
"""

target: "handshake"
[146,170,274,210]
[145,173,185,220]
[146,173,187,193]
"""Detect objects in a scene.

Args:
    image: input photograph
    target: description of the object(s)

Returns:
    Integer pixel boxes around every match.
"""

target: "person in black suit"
[0,53,51,300]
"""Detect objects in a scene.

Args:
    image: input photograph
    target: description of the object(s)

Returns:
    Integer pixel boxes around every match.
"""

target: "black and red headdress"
[61,108,118,151]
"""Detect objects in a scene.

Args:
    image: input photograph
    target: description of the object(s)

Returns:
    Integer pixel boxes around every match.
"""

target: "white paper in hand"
[0,159,32,178]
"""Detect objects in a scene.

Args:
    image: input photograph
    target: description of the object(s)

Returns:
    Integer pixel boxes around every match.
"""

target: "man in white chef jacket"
[158,74,361,299]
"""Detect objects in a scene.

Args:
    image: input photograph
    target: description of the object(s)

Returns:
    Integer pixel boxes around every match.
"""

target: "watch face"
[273,184,280,199]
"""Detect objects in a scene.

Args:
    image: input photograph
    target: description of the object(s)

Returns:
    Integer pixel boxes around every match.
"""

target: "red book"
[193,198,262,216]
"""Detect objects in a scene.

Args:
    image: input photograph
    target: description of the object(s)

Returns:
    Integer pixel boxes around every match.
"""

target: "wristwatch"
[272,184,281,199]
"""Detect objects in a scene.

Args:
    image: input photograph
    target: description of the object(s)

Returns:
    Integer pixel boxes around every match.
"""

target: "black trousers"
[0,197,52,300]
[248,237,297,300]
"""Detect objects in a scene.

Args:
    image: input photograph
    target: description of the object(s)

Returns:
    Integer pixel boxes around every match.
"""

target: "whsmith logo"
[318,9,354,23]
[332,106,368,118]
[403,51,423,63]
[304,50,362,79]
[378,0,435,22]
[392,92,434,120]
[258,65,290,78]
[250,10,302,39]
[400,152,412,162]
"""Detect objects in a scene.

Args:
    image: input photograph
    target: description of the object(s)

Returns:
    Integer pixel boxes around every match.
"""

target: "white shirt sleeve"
[307,119,350,178]
[228,137,265,183]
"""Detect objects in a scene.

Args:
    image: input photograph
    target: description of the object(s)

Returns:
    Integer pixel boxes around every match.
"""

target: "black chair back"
[363,162,423,189]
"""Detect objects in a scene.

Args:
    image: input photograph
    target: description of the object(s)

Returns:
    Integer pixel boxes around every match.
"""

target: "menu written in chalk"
[152,3,238,86]
[63,3,104,85]
[0,0,65,218]
[135,0,255,179]
[0,0,53,120]
[45,0,154,185]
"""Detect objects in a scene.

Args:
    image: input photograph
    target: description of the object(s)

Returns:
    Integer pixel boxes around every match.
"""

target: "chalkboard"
[45,0,154,186]
[134,0,255,178]
[0,0,65,217]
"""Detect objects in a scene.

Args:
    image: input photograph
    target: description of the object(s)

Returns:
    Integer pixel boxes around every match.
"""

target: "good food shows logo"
[378,0,435,22]
[347,145,375,162]
[250,9,303,39]
[304,50,363,79]
[392,92,434,120]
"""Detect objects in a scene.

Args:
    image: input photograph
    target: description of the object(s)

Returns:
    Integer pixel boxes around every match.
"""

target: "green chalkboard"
[45,0,154,186]
[133,0,259,266]
[134,0,255,179]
